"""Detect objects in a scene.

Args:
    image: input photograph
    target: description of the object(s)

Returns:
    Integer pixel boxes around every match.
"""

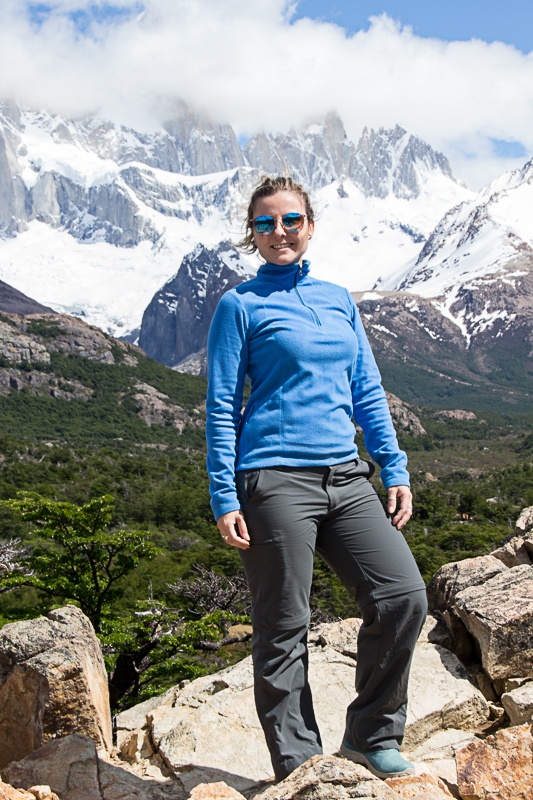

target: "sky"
[1,0,532,189]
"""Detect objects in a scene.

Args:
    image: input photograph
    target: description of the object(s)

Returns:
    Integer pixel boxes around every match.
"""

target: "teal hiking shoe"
[340,739,415,779]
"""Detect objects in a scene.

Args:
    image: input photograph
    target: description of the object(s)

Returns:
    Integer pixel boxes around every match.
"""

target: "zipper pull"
[298,265,303,276]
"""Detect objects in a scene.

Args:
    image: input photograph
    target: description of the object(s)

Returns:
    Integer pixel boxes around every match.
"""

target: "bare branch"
[0,538,26,572]
[167,564,250,617]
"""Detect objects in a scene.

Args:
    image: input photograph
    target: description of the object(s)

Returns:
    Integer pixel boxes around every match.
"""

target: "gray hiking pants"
[236,460,427,781]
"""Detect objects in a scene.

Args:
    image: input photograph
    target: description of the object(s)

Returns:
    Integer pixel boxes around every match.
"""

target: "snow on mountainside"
[376,157,533,344]
[0,101,469,336]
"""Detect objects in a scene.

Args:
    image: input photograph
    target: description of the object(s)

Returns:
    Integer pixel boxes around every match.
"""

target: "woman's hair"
[237,175,315,253]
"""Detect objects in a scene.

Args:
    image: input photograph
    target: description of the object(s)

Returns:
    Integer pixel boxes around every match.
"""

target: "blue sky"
[2,0,533,188]
[293,0,533,54]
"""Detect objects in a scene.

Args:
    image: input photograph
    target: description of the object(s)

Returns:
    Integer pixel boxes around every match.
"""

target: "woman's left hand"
[387,485,413,530]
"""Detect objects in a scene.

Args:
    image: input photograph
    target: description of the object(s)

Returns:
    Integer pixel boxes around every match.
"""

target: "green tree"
[0,493,160,632]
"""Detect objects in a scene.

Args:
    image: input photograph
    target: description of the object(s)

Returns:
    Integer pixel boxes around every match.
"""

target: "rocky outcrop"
[0,313,138,367]
[113,616,489,794]
[0,606,112,769]
[0,309,205,431]
[385,392,426,435]
[139,242,253,368]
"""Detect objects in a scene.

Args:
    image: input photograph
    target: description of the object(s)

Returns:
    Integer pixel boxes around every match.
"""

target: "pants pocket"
[236,468,264,506]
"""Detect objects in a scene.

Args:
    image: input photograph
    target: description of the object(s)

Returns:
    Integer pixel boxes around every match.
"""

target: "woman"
[206,175,427,782]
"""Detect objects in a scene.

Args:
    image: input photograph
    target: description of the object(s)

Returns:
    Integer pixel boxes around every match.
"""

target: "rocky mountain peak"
[353,124,455,199]
[244,115,456,198]
[138,241,253,369]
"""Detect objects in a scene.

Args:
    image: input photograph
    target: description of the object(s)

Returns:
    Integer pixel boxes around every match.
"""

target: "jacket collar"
[257,260,310,283]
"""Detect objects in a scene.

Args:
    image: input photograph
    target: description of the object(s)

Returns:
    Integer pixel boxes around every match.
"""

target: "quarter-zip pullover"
[206,260,409,519]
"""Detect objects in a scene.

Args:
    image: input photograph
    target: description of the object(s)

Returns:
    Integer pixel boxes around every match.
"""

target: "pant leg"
[236,467,328,780]
[346,590,427,751]
[315,461,427,751]
[251,624,322,780]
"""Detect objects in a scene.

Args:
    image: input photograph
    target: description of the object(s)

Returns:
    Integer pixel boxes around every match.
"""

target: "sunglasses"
[252,213,307,236]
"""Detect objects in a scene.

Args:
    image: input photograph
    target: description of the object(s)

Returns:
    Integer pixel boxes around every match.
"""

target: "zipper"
[293,270,322,327]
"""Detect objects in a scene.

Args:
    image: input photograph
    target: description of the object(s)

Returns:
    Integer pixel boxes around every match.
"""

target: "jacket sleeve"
[206,291,249,519]
[347,292,410,489]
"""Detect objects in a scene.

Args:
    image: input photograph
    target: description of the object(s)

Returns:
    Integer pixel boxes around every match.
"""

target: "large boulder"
[2,735,187,800]
[455,723,533,799]
[454,565,533,680]
[514,505,533,536]
[426,556,508,612]
[0,606,112,768]
[404,644,489,749]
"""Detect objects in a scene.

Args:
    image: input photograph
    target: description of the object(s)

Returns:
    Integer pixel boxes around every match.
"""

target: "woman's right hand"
[216,510,250,550]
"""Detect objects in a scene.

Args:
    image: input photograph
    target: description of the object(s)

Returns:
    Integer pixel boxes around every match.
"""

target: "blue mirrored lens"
[253,216,275,234]
[281,213,304,231]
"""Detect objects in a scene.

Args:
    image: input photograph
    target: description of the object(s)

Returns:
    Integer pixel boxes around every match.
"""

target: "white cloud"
[1,0,532,188]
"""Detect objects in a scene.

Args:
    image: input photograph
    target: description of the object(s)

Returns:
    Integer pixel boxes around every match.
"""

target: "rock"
[455,723,533,799]
[491,537,532,568]
[386,392,426,436]
[501,681,533,726]
[26,789,60,800]
[309,617,361,659]
[188,783,246,799]
[404,728,479,789]
[3,734,187,800]
[132,380,196,431]
[417,614,454,652]
[426,556,508,612]
[404,644,489,749]
[118,728,153,763]
[0,781,35,800]
[3,735,102,800]
[98,758,186,799]
[0,321,50,364]
[115,688,178,748]
[436,410,477,421]
[454,565,533,680]
[385,773,453,797]
[253,754,399,799]
[0,606,112,768]
[515,506,533,536]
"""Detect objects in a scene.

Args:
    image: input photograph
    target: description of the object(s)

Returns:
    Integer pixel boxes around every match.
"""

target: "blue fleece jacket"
[206,260,409,519]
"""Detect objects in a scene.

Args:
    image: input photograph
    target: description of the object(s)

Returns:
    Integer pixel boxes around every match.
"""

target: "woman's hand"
[216,510,251,550]
[387,485,413,530]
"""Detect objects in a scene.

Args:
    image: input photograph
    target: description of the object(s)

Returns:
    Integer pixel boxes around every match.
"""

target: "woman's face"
[252,191,314,266]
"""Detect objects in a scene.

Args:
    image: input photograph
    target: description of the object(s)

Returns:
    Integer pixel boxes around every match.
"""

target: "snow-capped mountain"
[0,101,469,336]
[376,156,533,344]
